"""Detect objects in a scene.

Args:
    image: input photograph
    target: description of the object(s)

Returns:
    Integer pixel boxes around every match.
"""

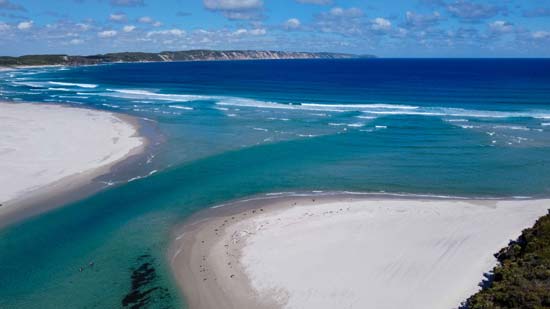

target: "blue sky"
[0,0,549,57]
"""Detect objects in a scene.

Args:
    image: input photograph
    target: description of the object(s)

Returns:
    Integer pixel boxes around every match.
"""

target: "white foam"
[11,81,48,88]
[169,105,193,110]
[217,98,311,110]
[265,192,296,196]
[302,103,418,110]
[218,99,423,114]
[493,125,530,131]
[365,107,550,120]
[101,89,211,102]
[48,81,98,89]
[218,97,550,120]
[11,82,550,121]
[47,87,72,92]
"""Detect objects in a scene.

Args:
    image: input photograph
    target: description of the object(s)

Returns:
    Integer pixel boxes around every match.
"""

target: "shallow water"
[1,59,550,308]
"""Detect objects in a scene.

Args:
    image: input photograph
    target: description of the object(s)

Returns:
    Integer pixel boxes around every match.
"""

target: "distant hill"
[0,50,374,67]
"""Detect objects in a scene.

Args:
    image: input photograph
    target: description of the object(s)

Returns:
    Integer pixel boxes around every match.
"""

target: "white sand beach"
[0,102,144,219]
[171,195,550,309]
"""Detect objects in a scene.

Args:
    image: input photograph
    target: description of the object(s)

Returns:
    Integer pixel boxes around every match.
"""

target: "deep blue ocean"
[1,59,550,308]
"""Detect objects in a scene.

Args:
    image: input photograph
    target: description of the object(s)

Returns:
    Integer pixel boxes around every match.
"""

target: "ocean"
[1,59,550,308]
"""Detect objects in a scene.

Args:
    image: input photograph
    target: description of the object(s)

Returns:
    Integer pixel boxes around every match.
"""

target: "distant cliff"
[0,50,374,67]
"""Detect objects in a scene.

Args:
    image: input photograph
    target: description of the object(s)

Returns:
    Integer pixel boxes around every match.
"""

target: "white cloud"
[489,20,513,33]
[110,13,127,22]
[147,28,185,37]
[405,11,441,29]
[0,22,10,31]
[203,0,262,10]
[395,27,408,38]
[98,30,117,38]
[371,17,391,31]
[284,18,301,30]
[110,0,144,7]
[329,7,363,17]
[69,38,84,45]
[315,7,364,36]
[232,28,266,36]
[17,21,33,30]
[76,23,91,31]
[446,1,503,21]
[0,0,25,11]
[296,0,332,4]
[136,16,162,27]
[203,0,263,20]
[123,25,136,32]
[233,28,248,36]
[532,31,550,39]
[138,16,153,23]
[249,28,266,35]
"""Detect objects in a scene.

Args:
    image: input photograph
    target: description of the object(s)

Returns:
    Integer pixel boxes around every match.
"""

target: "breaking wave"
[6,80,550,121]
[48,81,98,88]
[102,89,211,102]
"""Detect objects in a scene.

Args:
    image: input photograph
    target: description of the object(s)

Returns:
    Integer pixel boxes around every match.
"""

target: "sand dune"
[171,195,550,309]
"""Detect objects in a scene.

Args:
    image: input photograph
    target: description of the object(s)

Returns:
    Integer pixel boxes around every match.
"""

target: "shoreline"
[0,56,368,73]
[0,64,67,71]
[169,192,550,309]
[0,101,161,229]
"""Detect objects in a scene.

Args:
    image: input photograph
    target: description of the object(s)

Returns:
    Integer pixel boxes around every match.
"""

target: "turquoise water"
[1,59,550,308]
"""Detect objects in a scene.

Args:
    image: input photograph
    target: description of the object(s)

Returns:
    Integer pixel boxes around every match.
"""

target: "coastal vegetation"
[0,50,372,67]
[464,211,550,309]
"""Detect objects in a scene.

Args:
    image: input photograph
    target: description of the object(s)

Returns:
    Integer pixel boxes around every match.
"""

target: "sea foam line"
[33,84,550,121]
[169,105,194,110]
[104,89,211,102]
[49,81,98,88]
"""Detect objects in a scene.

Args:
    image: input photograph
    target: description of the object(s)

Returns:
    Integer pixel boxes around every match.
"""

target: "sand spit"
[170,194,550,309]
[0,102,145,226]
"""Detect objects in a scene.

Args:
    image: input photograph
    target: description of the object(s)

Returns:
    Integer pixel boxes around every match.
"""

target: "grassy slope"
[464,211,550,309]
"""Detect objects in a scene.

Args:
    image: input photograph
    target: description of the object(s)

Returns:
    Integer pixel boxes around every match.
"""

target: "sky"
[0,0,549,57]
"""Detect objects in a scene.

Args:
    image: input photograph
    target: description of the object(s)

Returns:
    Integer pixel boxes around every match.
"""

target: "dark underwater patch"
[122,253,172,308]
